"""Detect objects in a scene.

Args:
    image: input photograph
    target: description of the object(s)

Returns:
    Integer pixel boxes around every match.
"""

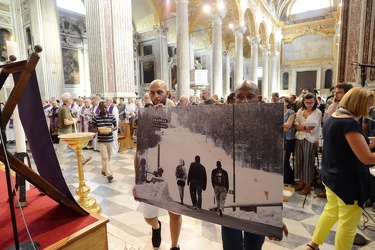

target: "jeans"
[189,182,203,208]
[222,226,265,250]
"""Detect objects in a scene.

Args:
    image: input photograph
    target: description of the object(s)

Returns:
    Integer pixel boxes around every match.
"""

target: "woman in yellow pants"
[307,87,375,250]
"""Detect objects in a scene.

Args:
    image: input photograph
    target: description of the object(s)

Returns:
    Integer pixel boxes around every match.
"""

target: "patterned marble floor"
[7,142,375,250]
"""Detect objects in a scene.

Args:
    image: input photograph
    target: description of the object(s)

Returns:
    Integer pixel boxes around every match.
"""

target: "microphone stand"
[352,62,375,87]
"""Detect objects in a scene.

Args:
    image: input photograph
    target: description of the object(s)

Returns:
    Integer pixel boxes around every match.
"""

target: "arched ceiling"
[131,0,339,48]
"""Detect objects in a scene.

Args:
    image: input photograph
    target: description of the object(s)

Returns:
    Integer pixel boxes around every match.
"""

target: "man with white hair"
[57,92,91,170]
[106,97,119,154]
[80,98,94,148]
[178,95,189,106]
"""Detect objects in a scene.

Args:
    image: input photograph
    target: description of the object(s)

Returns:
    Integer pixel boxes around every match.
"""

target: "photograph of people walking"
[134,104,284,238]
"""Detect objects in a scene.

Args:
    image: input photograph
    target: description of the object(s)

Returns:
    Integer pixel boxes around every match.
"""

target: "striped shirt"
[92,113,117,142]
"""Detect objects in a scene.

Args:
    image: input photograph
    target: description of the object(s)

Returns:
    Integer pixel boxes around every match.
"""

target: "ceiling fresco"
[131,0,338,53]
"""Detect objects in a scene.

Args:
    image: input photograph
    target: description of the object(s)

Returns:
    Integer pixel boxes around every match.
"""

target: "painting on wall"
[134,104,285,239]
[143,45,153,56]
[143,60,154,84]
[62,48,80,85]
[0,29,12,62]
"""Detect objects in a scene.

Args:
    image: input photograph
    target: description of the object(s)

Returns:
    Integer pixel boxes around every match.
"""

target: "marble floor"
[8,142,375,250]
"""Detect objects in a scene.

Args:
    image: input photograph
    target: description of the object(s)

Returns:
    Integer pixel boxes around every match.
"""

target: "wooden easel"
[0,46,87,216]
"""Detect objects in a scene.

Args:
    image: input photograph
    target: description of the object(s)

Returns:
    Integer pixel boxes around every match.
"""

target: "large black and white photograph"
[135,103,284,238]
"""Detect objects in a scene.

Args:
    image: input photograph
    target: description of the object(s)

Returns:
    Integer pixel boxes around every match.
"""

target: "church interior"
[1,0,375,249]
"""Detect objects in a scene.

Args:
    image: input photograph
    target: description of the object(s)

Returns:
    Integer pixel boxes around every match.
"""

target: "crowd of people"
[131,80,375,250]
[36,79,375,250]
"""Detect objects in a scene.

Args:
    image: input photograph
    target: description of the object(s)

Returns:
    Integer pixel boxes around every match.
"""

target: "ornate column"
[269,52,278,93]
[154,25,169,82]
[85,0,135,97]
[234,26,246,86]
[211,9,226,97]
[81,37,91,97]
[261,45,269,99]
[275,28,283,92]
[250,37,261,84]
[28,0,63,99]
[176,0,190,98]
[205,45,213,91]
[223,51,231,97]
[189,36,195,69]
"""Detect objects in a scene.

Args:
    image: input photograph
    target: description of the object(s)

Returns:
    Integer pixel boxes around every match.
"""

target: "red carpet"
[0,170,98,249]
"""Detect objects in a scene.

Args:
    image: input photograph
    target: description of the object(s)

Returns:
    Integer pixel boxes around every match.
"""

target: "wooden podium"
[118,122,136,152]
[45,212,109,250]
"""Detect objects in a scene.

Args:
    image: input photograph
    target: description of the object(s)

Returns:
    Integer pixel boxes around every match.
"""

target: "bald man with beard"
[149,79,175,108]
[134,79,181,250]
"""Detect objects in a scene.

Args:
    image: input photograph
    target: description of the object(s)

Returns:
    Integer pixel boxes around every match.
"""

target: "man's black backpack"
[176,165,184,179]
[214,169,226,186]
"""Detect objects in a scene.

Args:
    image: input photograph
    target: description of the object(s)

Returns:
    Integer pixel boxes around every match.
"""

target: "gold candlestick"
[59,132,101,214]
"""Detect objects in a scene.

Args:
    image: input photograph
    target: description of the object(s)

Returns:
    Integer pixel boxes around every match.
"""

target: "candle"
[6,41,18,60]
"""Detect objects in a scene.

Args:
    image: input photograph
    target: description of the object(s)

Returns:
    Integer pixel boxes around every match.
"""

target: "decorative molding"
[282,18,336,43]
[21,1,29,12]
[0,15,11,25]
[138,29,158,40]
[59,15,86,47]
[0,3,10,12]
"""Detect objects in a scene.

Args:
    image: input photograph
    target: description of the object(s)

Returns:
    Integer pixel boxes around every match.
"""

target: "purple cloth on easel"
[14,72,77,202]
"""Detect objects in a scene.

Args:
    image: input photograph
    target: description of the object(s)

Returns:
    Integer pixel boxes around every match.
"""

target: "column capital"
[250,36,261,45]
[233,26,246,38]
[153,24,169,35]
[223,50,231,57]
[269,52,277,60]
[205,44,212,52]
[211,9,226,24]
[260,44,270,54]
[189,36,196,44]
[275,28,283,42]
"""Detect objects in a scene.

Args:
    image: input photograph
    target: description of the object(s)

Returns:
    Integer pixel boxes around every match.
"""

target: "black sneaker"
[107,175,113,182]
[152,220,161,248]
[170,246,180,250]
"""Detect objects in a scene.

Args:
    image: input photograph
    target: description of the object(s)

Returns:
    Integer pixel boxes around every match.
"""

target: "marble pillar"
[261,46,269,99]
[234,26,246,86]
[154,25,169,82]
[223,51,231,97]
[176,0,190,98]
[275,29,282,93]
[205,45,213,91]
[269,52,278,93]
[85,0,135,97]
[81,38,91,97]
[28,0,64,99]
[211,9,226,98]
[190,36,195,69]
[250,37,261,85]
